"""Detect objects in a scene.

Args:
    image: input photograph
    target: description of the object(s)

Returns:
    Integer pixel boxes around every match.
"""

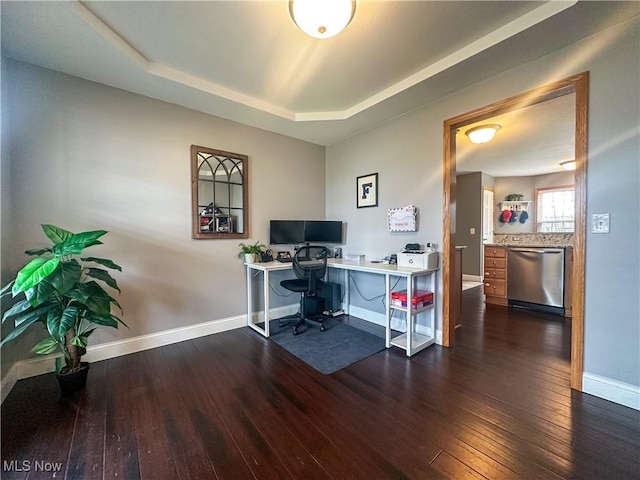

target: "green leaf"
[24,279,55,307]
[9,302,56,328]
[24,247,52,256]
[84,240,104,249]
[79,327,96,338]
[42,224,74,244]
[12,258,60,295]
[85,312,118,328]
[70,281,112,315]
[31,337,59,355]
[48,261,82,294]
[1,316,42,347]
[1,281,14,298]
[70,334,89,349]
[57,306,78,338]
[2,299,32,323]
[82,257,122,272]
[52,230,107,256]
[25,261,80,307]
[46,310,61,339]
[86,268,121,292]
[113,314,128,328]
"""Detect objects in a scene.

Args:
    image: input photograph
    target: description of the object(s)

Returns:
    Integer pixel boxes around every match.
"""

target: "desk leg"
[406,275,413,356]
[246,267,269,338]
[263,269,270,337]
[344,270,350,315]
[385,273,391,348]
[246,266,253,328]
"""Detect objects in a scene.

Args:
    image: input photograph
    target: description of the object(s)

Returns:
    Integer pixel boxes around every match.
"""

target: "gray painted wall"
[456,172,483,276]
[1,60,325,376]
[327,18,639,388]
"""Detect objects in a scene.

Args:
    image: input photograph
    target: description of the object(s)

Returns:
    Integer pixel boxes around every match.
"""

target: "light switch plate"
[591,213,610,234]
[470,228,475,235]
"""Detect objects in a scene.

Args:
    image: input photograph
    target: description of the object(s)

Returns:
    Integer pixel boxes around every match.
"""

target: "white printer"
[397,243,439,269]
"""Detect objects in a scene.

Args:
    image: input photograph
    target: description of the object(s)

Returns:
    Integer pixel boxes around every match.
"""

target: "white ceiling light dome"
[465,124,502,144]
[289,0,356,39]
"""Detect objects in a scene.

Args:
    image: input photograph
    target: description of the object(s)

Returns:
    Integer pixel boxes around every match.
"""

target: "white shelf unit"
[387,270,437,356]
[498,200,532,211]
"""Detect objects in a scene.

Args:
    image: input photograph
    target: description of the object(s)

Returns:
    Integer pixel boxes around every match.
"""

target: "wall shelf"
[498,201,532,211]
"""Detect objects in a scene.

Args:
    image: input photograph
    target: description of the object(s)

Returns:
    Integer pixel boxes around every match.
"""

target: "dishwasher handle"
[509,248,563,254]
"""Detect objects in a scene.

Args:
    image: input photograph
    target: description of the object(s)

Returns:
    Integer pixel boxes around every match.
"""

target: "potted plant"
[1,224,125,395]
[237,241,266,264]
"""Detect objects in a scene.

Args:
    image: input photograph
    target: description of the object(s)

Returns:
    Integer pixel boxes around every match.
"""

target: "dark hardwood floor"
[2,287,639,479]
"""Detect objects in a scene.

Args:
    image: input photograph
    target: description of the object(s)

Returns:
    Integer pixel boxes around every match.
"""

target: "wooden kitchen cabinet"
[484,246,508,306]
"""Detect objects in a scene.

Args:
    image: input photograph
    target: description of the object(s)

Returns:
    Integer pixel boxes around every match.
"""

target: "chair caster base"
[292,328,299,336]
[320,325,326,332]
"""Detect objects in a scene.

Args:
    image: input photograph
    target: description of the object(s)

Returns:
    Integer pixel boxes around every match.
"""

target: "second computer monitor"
[304,221,342,244]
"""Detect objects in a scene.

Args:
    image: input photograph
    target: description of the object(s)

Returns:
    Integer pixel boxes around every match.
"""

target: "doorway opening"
[441,72,588,390]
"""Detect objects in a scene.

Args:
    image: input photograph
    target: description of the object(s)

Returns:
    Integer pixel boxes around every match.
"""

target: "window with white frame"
[535,186,575,232]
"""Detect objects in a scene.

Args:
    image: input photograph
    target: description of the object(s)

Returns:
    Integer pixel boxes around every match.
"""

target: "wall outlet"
[470,228,475,235]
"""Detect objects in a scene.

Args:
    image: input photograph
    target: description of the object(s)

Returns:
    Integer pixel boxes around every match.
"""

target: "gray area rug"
[264,318,386,374]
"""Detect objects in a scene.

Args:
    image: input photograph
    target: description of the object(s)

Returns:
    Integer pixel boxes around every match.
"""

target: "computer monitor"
[269,220,305,245]
[304,221,343,244]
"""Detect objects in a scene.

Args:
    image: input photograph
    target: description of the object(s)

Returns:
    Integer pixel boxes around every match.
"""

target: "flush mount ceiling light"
[289,0,356,39]
[560,160,577,171]
[465,124,502,144]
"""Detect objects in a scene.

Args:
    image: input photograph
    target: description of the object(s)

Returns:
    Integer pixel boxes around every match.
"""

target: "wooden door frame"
[441,72,588,390]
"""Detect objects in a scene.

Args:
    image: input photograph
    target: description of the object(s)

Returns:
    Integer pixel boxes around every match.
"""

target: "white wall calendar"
[388,205,417,232]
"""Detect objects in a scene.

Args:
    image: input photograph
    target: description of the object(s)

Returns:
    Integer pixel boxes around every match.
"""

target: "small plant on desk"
[238,241,266,263]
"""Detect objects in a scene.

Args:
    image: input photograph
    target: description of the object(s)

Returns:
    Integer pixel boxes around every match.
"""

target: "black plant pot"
[56,362,90,397]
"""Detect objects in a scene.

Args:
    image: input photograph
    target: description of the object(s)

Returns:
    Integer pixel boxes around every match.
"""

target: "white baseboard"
[582,372,640,411]
[1,312,252,403]
[463,274,483,282]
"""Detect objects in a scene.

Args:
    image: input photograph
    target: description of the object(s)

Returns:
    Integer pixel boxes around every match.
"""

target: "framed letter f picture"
[356,173,378,208]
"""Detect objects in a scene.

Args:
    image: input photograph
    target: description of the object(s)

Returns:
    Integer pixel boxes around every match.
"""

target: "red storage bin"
[391,289,433,308]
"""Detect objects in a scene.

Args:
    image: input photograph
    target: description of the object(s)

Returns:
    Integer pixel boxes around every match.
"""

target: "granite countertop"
[487,233,574,249]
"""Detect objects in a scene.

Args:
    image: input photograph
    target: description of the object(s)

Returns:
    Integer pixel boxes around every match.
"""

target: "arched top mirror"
[191,145,249,239]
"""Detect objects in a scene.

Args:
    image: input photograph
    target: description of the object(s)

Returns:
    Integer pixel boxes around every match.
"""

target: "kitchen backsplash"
[491,233,574,246]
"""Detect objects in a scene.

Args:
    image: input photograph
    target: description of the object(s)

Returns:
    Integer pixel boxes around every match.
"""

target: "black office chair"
[279,245,330,335]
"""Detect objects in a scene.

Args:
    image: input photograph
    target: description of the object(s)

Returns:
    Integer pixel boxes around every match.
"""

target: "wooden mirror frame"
[191,145,249,239]
[442,72,588,391]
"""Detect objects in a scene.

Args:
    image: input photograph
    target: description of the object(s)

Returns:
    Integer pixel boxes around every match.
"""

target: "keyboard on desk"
[276,257,294,263]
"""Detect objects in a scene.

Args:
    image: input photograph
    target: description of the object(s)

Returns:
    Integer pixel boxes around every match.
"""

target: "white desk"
[245,259,438,356]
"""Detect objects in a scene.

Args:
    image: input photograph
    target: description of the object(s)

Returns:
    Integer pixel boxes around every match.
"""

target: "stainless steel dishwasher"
[507,247,565,314]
